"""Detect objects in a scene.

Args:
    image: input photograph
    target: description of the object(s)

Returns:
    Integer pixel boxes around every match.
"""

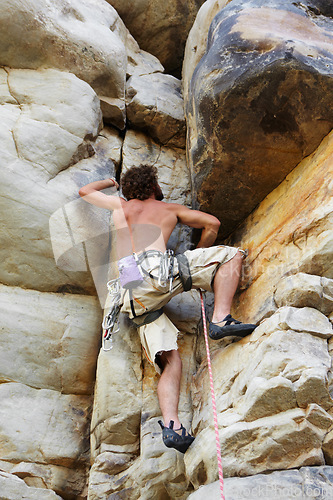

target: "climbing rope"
[200,289,225,500]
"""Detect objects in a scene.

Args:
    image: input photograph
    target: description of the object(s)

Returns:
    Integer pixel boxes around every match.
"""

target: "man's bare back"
[116,198,186,254]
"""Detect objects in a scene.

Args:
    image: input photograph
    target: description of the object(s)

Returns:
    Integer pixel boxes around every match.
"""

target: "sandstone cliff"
[0,0,332,499]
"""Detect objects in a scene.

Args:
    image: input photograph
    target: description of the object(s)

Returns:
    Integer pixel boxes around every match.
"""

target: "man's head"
[121,165,164,201]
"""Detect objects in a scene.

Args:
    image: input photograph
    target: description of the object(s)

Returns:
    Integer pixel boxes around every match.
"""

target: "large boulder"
[0,383,91,466]
[105,0,206,76]
[0,284,101,394]
[185,0,333,237]
[0,0,127,95]
[126,72,186,148]
[228,130,333,325]
[0,0,161,128]
[0,67,119,295]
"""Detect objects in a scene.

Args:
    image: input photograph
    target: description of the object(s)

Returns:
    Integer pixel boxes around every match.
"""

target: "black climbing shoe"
[158,420,195,453]
[209,314,256,340]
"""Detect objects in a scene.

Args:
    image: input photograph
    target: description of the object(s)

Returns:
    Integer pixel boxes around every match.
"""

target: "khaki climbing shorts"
[121,245,239,374]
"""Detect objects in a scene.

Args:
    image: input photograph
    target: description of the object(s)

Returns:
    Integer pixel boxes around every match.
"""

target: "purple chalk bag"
[117,254,143,289]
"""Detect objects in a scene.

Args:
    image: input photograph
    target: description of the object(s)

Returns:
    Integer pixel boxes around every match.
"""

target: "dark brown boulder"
[186,0,333,237]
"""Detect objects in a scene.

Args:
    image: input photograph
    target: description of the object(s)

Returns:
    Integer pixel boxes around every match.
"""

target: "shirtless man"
[79,165,256,453]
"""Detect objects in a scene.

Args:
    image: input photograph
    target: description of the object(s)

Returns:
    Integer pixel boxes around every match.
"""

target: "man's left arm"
[173,205,221,248]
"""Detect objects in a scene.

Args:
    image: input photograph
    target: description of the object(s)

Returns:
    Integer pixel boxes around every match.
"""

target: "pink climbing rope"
[200,289,225,500]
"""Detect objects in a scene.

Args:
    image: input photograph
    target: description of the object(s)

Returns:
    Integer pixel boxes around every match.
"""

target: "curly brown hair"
[121,165,159,201]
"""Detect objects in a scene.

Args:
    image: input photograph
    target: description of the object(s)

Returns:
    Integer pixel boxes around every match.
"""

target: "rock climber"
[79,165,256,454]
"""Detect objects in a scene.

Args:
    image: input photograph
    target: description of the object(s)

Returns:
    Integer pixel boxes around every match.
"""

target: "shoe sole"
[209,323,256,340]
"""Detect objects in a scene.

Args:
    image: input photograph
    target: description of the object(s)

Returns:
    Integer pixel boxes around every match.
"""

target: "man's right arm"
[173,205,221,248]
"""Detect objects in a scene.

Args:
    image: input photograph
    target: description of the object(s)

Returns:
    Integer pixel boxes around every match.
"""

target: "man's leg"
[209,249,256,338]
[157,349,195,453]
[157,350,182,429]
[211,249,243,323]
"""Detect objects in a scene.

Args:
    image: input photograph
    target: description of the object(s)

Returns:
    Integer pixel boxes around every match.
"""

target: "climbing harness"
[176,253,192,291]
[102,279,122,351]
[103,250,176,347]
[128,250,175,320]
[200,289,225,500]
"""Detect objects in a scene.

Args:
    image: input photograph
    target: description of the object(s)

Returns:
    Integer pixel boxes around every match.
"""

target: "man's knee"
[233,249,245,262]
[157,349,182,373]
[225,250,244,270]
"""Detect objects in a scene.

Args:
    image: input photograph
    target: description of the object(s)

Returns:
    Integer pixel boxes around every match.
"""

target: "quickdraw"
[102,279,122,351]
[157,249,174,292]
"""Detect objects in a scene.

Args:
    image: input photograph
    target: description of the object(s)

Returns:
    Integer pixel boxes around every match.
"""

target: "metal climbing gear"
[158,249,174,292]
[102,279,122,351]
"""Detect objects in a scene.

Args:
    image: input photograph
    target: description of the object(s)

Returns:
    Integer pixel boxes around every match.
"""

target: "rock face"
[185,0,333,237]
[105,0,206,76]
[0,67,116,294]
[0,0,165,129]
[126,73,186,148]
[0,285,102,393]
[185,307,333,485]
[188,466,333,499]
[0,1,127,96]
[1,0,333,498]
[228,129,333,325]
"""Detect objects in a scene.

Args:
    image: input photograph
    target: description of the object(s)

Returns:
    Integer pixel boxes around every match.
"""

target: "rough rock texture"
[88,332,197,499]
[188,466,333,499]
[0,67,116,294]
[229,129,333,325]
[185,306,333,485]
[0,383,91,466]
[183,0,232,97]
[0,284,101,393]
[0,383,91,498]
[0,0,165,129]
[105,0,206,76]
[185,0,333,237]
[1,0,333,498]
[0,64,114,499]
[8,462,87,499]
[275,273,333,316]
[126,73,186,148]
[0,471,62,500]
[90,317,142,462]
